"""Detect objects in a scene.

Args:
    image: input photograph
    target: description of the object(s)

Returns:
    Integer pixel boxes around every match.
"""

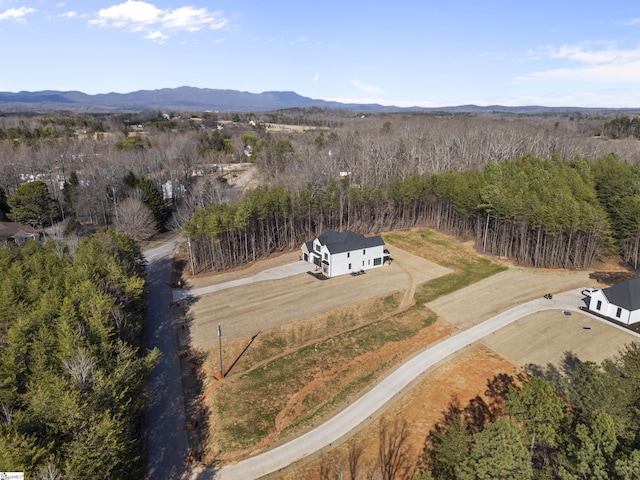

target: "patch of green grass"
[384,230,507,306]
[214,312,426,451]
[213,228,507,453]
[280,368,381,438]
[383,294,399,309]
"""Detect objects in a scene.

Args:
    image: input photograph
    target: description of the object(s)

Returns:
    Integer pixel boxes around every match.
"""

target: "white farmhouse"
[301,230,389,278]
[586,277,640,325]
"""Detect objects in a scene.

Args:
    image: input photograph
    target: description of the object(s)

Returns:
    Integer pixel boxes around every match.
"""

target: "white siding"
[629,309,640,325]
[588,290,634,325]
[326,244,385,277]
[301,232,387,278]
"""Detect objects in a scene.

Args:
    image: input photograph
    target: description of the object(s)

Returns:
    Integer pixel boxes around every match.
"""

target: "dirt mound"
[589,271,639,285]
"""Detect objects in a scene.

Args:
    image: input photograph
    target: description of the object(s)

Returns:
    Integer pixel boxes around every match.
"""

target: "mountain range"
[0,86,638,115]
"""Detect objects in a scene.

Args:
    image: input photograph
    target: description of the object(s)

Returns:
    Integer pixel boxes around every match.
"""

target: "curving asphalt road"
[188,289,601,480]
[145,238,190,480]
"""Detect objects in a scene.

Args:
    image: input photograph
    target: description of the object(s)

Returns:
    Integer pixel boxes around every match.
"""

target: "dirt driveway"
[184,248,451,350]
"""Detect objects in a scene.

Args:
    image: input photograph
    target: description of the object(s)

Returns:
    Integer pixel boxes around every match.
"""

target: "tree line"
[183,153,640,273]
[0,230,158,478]
[0,168,168,243]
[602,116,640,139]
[2,110,640,247]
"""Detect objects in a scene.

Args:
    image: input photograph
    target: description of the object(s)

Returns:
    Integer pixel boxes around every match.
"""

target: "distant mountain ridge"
[0,87,378,113]
[0,86,639,114]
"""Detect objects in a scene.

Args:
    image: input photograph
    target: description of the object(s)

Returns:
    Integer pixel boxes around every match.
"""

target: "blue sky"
[2,1,640,107]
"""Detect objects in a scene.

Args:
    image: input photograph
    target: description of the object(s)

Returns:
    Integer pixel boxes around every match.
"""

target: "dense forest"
[2,109,640,270]
[184,153,640,272]
[0,230,158,478]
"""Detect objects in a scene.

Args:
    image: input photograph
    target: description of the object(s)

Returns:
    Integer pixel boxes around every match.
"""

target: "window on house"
[363,249,366,255]
[348,263,351,270]
[596,300,602,310]
[616,307,622,318]
[324,252,328,261]
[347,252,350,258]
[373,257,382,266]
[315,244,320,252]
[368,259,370,265]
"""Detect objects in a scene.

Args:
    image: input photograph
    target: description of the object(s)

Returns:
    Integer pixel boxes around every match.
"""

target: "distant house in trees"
[301,230,389,278]
[586,278,640,325]
[0,221,37,245]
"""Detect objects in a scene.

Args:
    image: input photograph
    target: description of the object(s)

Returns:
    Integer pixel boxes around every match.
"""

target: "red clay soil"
[277,342,517,479]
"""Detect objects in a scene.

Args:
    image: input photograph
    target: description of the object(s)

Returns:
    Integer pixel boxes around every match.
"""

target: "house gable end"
[603,277,640,312]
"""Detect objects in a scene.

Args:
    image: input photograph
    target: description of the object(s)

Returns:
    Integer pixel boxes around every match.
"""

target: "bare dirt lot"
[185,248,451,349]
[427,266,640,368]
[426,267,593,330]
[182,231,640,478]
[275,273,640,479]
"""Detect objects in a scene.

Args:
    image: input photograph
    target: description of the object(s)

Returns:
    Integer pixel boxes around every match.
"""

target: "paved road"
[189,289,601,480]
[145,237,190,480]
[173,261,312,301]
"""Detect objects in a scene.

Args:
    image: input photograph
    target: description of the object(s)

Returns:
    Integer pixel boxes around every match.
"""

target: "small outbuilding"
[586,277,640,325]
[301,229,389,278]
[0,221,37,245]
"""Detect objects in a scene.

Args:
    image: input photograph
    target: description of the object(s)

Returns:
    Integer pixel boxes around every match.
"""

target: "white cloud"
[162,6,226,32]
[146,30,168,43]
[289,35,307,45]
[520,44,640,82]
[59,10,84,19]
[91,1,161,28]
[351,79,385,94]
[90,1,227,42]
[478,51,506,59]
[0,6,36,23]
[325,96,438,108]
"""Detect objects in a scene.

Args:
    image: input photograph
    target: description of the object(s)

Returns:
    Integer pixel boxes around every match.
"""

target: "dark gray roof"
[317,230,384,254]
[0,221,36,241]
[603,277,640,311]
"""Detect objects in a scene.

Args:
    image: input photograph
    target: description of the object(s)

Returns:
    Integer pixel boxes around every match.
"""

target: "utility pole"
[187,237,196,276]
[218,324,224,378]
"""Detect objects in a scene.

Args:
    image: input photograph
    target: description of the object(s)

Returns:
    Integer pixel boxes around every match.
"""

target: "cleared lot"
[426,267,593,330]
[483,309,640,367]
[185,248,451,349]
[427,267,639,366]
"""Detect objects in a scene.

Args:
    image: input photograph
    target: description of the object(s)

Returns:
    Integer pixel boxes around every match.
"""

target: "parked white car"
[581,287,599,296]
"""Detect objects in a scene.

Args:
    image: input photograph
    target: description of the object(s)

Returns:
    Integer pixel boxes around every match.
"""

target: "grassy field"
[204,228,507,460]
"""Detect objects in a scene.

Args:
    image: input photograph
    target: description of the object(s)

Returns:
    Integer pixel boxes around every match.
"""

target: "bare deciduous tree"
[36,461,63,480]
[377,418,415,480]
[318,437,373,480]
[113,197,158,241]
[63,350,95,388]
[1,403,14,425]
[347,438,364,480]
